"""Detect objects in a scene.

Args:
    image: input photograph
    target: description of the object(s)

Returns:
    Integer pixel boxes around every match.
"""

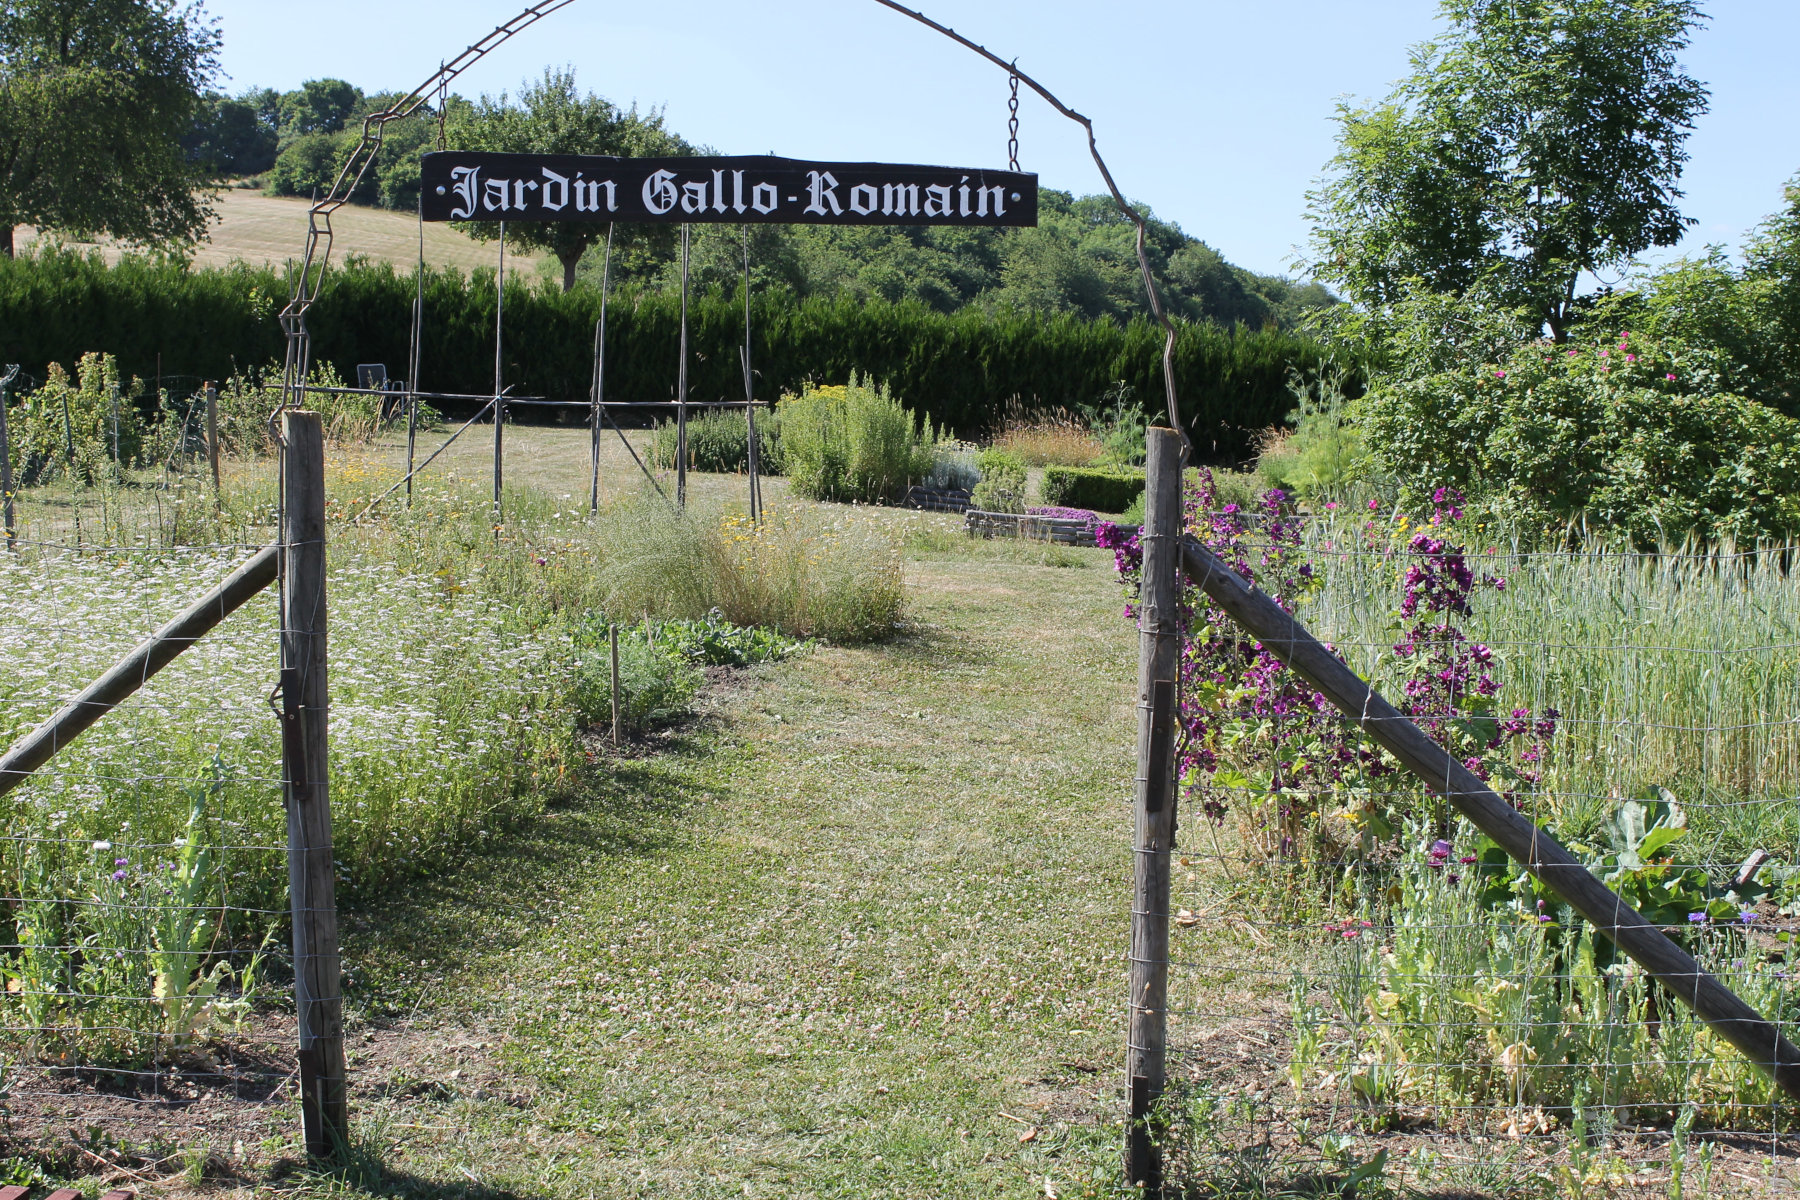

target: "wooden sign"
[420,152,1037,227]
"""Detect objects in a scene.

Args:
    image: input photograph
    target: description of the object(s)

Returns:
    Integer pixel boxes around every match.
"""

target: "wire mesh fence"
[1117,448,1800,1194]
[0,540,300,1151]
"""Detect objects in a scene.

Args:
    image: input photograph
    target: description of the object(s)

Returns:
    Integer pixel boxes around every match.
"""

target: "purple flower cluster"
[1104,477,1560,841]
[1027,505,1101,526]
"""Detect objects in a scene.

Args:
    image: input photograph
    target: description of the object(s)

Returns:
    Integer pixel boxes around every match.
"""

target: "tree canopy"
[445,68,690,292]
[1305,0,1710,341]
[0,0,221,256]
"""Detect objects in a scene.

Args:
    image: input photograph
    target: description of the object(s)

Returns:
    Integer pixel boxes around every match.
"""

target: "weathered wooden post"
[1,363,17,550]
[205,383,221,493]
[609,623,623,745]
[676,223,691,508]
[279,410,347,1160]
[493,222,507,528]
[1127,426,1183,1194]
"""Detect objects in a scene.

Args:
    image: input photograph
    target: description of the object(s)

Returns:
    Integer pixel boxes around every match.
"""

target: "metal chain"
[1007,63,1020,171]
[437,63,448,151]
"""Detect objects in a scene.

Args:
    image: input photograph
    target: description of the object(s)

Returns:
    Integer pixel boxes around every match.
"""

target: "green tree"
[184,89,277,177]
[449,67,689,291]
[1305,0,1709,341]
[1745,172,1800,409]
[0,0,221,256]
[277,77,359,137]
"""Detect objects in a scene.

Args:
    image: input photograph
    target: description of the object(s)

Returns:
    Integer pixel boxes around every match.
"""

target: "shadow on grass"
[339,722,729,1012]
[279,1153,543,1200]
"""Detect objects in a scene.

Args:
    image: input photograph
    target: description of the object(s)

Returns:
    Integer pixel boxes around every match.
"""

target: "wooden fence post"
[205,383,221,493]
[1,364,17,551]
[609,623,623,745]
[1127,426,1183,1194]
[280,410,347,1160]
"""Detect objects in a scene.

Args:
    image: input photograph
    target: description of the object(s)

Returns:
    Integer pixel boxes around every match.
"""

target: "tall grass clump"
[778,374,937,505]
[991,413,1104,467]
[591,497,904,641]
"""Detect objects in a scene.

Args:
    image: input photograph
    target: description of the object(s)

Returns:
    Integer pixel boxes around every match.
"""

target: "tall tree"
[0,0,221,256]
[1305,0,1709,341]
[449,67,689,292]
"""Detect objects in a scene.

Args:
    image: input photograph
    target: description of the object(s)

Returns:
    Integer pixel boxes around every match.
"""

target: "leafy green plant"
[778,375,938,505]
[570,628,701,733]
[638,610,807,668]
[1357,328,1800,543]
[6,353,146,484]
[1257,366,1369,500]
[1040,465,1144,513]
[969,447,1026,513]
[647,408,781,475]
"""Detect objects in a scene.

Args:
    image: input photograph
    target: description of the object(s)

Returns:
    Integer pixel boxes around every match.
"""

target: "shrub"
[924,440,980,491]
[1041,465,1146,514]
[1256,367,1369,501]
[7,353,147,483]
[778,374,937,504]
[647,408,782,474]
[592,497,904,642]
[0,247,1333,457]
[1359,329,1800,543]
[970,447,1027,513]
[570,622,702,732]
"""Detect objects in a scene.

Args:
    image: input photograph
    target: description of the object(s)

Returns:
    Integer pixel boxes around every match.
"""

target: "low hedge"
[1041,466,1146,513]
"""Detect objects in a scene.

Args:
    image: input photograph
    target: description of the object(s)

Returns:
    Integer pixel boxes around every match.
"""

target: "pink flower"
[1566,349,1578,357]
[1625,354,1636,362]
[1599,349,1609,358]
[1368,499,1381,512]
[1495,370,1506,378]
[1325,501,1338,511]
[1666,373,1676,381]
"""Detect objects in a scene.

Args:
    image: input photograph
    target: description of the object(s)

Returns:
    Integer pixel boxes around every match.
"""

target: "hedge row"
[0,249,1339,458]
[1041,466,1147,513]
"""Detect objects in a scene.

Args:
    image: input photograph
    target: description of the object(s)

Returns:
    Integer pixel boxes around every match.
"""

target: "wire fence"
[0,539,300,1154]
[1120,454,1800,1194]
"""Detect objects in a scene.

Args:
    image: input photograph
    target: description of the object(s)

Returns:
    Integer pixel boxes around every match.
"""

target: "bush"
[0,247,1335,458]
[570,624,701,732]
[592,497,905,642]
[7,353,147,484]
[1255,367,1369,501]
[647,408,782,474]
[778,374,937,505]
[924,441,980,491]
[970,447,1027,513]
[1041,465,1146,514]
[1360,329,1800,543]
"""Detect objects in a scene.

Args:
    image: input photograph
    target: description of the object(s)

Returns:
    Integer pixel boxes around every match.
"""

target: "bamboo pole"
[279,410,348,1160]
[1178,533,1800,1101]
[0,544,279,798]
[1126,428,1182,1194]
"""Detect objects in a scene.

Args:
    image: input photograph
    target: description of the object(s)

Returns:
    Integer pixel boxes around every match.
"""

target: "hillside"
[17,188,539,274]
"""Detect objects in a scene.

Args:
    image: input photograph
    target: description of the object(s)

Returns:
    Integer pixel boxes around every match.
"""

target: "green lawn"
[285,524,1140,1199]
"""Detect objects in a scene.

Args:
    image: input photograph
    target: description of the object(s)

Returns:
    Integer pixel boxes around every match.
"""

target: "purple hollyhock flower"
[111,869,127,882]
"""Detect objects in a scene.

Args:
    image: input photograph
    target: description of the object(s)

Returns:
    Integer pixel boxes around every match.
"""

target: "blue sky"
[202,0,1800,280]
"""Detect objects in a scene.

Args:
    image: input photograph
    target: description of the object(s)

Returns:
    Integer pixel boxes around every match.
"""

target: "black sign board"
[420,152,1037,227]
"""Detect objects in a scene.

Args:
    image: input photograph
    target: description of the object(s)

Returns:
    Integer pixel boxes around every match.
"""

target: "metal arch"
[276,1,578,420]
[868,0,1192,460]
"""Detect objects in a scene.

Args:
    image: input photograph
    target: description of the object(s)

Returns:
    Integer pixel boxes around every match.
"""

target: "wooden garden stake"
[493,222,507,528]
[280,410,348,1160]
[610,623,622,745]
[0,363,16,551]
[1126,426,1182,1194]
[205,383,221,493]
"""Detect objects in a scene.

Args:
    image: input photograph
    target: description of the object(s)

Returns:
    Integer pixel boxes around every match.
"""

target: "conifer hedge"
[0,249,1336,458]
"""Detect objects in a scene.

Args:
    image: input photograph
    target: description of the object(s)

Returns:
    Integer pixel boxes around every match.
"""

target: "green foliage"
[590,498,904,643]
[1746,173,1800,412]
[1358,328,1800,543]
[1256,368,1370,500]
[1041,465,1146,514]
[183,89,278,178]
[778,376,937,505]
[637,610,807,668]
[0,0,222,255]
[1305,0,1709,340]
[647,407,780,475]
[969,447,1026,513]
[0,248,1329,458]
[6,351,145,483]
[570,622,702,733]
[447,68,691,292]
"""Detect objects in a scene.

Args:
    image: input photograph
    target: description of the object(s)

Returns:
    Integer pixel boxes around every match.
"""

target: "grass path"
[305,533,1141,1198]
